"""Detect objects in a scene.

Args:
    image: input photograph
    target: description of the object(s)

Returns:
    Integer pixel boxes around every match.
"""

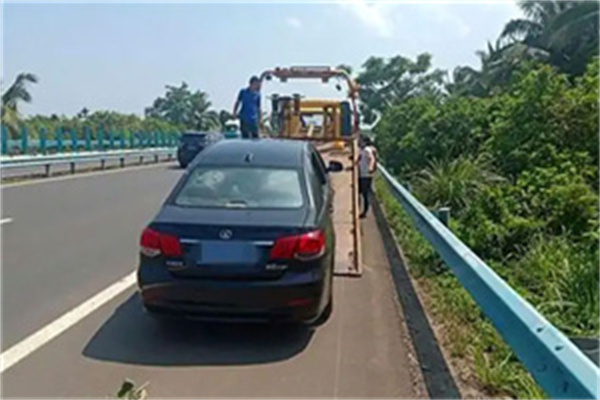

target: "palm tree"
[190,92,219,131]
[146,83,220,131]
[448,38,551,97]
[1,73,38,137]
[500,1,599,75]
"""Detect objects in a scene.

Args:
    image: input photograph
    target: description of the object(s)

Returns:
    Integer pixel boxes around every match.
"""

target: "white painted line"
[0,218,13,225]
[0,270,136,373]
[2,161,177,189]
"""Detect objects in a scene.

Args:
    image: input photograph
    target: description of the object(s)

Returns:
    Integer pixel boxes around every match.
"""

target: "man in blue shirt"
[233,76,261,139]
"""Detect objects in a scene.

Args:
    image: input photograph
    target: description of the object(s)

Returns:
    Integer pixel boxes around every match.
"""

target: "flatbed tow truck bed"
[284,137,361,277]
[319,141,361,277]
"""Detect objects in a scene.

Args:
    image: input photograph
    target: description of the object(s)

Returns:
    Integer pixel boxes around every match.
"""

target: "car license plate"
[195,241,259,265]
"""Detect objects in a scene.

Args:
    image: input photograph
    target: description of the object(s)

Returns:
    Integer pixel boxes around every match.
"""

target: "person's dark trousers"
[358,177,373,217]
[240,119,259,139]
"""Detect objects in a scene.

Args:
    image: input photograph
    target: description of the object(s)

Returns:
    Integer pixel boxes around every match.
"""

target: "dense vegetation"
[1,79,227,141]
[362,1,599,397]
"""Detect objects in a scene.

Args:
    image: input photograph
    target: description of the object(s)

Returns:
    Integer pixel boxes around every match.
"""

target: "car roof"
[193,139,307,168]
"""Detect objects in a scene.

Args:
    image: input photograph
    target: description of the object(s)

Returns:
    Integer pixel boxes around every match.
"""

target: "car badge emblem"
[219,229,233,240]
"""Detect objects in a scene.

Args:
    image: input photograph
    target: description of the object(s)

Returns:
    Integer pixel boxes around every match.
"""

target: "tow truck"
[259,66,362,276]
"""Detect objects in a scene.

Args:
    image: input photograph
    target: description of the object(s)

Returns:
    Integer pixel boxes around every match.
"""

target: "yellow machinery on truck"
[259,66,362,276]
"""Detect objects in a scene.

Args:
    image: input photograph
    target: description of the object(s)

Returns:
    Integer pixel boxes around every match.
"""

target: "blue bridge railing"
[378,164,599,399]
[1,125,181,156]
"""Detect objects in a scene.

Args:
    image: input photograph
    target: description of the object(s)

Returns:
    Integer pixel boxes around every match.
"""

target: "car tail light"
[140,227,182,257]
[269,230,326,261]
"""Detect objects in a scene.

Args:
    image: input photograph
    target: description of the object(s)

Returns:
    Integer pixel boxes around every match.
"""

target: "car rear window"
[174,167,304,209]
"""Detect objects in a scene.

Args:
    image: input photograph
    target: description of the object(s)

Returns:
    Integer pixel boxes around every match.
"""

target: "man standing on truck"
[233,76,262,139]
[358,135,378,218]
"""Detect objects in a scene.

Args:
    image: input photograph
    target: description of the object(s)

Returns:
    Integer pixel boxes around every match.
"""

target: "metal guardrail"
[378,165,600,399]
[1,148,177,176]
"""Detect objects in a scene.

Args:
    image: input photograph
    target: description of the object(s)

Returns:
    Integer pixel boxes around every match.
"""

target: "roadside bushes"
[374,59,599,397]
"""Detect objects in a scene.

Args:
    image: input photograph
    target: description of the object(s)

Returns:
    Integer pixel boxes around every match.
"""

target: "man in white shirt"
[357,136,377,218]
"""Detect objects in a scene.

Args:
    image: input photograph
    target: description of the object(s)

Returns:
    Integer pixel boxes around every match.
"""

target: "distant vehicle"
[176,131,222,168]
[137,139,343,325]
[223,120,241,139]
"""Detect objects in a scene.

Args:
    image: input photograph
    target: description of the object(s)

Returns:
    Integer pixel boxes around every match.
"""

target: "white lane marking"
[0,218,13,225]
[0,270,136,373]
[2,161,177,189]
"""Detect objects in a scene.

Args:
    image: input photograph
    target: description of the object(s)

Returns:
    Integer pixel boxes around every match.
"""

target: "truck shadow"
[82,293,314,366]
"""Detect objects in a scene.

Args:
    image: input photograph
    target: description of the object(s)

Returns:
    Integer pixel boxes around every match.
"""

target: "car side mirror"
[327,160,343,173]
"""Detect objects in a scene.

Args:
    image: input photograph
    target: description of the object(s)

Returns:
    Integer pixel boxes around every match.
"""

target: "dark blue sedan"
[176,131,222,168]
[138,139,343,325]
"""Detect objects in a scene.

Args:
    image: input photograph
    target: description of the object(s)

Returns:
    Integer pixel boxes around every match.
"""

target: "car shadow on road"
[82,293,314,366]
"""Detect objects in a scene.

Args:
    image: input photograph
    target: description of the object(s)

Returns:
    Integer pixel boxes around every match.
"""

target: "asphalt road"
[1,164,423,398]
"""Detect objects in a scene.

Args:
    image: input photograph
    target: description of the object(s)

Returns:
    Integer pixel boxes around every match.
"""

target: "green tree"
[356,53,445,124]
[500,1,599,76]
[145,82,220,130]
[448,40,548,97]
[1,73,38,138]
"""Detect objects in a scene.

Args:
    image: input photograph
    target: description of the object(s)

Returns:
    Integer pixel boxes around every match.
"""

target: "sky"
[2,1,522,117]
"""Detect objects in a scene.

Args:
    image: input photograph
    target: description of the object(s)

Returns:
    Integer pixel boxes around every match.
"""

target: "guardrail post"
[2,125,9,155]
[70,129,78,152]
[139,155,144,164]
[154,153,159,163]
[70,162,75,174]
[21,126,28,154]
[56,128,63,153]
[100,159,105,169]
[39,127,47,154]
[84,127,92,151]
[120,157,125,168]
[45,164,51,177]
[434,207,451,227]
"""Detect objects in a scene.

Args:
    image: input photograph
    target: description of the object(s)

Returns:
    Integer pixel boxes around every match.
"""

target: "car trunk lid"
[151,205,308,279]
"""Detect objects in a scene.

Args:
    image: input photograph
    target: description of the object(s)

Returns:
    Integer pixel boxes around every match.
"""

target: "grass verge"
[375,177,545,399]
